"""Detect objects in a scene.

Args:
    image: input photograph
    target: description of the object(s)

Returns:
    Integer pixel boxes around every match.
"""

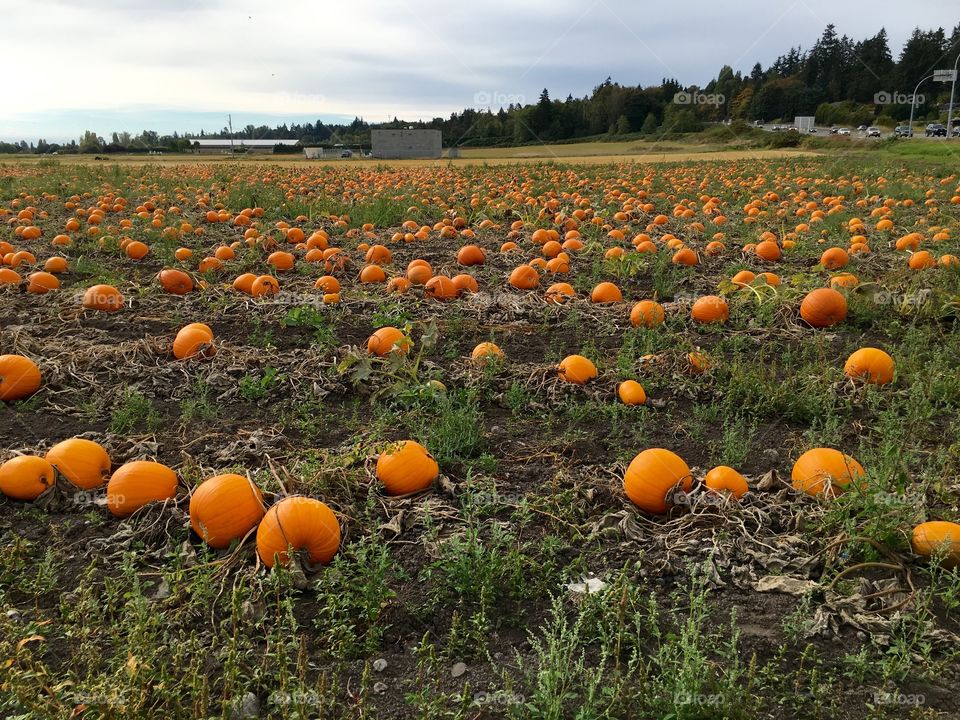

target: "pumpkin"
[359,264,387,283]
[0,268,21,286]
[630,300,665,328]
[250,275,280,297]
[82,284,124,312]
[911,521,960,567]
[590,282,622,304]
[623,448,692,514]
[26,271,59,294]
[558,355,598,384]
[314,276,340,293]
[672,247,699,266]
[509,265,540,290]
[908,251,936,270]
[755,241,781,261]
[791,448,864,497]
[190,474,265,549]
[545,282,576,304]
[731,270,755,286]
[364,244,392,264]
[257,496,341,568]
[457,245,486,265]
[387,277,412,294]
[0,456,56,501]
[451,274,478,293]
[367,327,411,356]
[617,380,646,405]
[424,275,458,300]
[173,324,215,360]
[267,251,295,271]
[233,273,256,294]
[125,241,149,260]
[158,268,193,295]
[471,342,504,364]
[800,288,847,328]
[0,354,41,402]
[377,440,439,495]
[704,466,748,499]
[691,295,729,324]
[407,262,433,285]
[688,350,711,373]
[45,438,111,490]
[107,460,179,517]
[820,247,849,269]
[844,348,894,385]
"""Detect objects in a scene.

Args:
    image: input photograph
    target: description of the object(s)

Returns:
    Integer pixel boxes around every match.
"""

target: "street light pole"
[947,52,960,139]
[909,74,935,138]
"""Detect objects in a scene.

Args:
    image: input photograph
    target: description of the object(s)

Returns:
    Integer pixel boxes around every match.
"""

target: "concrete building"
[192,139,300,154]
[371,129,442,159]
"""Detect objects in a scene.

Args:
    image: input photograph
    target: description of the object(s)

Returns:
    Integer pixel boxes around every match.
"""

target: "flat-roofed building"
[371,129,441,159]
[191,139,300,154]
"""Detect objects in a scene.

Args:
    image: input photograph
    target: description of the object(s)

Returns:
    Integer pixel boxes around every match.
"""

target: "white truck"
[794,116,816,133]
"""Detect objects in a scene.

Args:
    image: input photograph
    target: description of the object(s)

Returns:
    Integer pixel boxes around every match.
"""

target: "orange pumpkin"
[820,247,849,269]
[367,327,411,356]
[267,251,295,271]
[791,448,864,497]
[314,276,340,293]
[158,268,193,295]
[800,288,846,328]
[509,265,539,290]
[590,282,622,304]
[844,348,894,385]
[617,380,647,405]
[377,440,439,495]
[0,455,56,500]
[471,342,504,364]
[107,461,179,517]
[911,521,960,567]
[623,448,692,514]
[173,324,215,360]
[359,264,387,283]
[26,271,59,294]
[82,284,125,312]
[704,466,748,499]
[457,245,486,266]
[233,273,256,294]
[424,275,459,300]
[558,355,598,384]
[250,275,280,297]
[0,354,41,402]
[630,300,665,328]
[451,274,478,293]
[257,496,341,568]
[545,282,576,304]
[691,295,729,324]
[190,474,265,549]
[45,438,111,490]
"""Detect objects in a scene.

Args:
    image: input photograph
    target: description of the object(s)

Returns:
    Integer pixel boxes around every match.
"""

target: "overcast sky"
[1,0,956,142]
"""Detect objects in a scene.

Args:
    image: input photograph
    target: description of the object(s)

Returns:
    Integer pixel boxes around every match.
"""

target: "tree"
[78,131,103,153]
[615,115,630,134]
[640,113,658,135]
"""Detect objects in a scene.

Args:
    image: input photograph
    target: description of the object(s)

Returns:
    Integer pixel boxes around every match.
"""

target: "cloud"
[0,0,956,141]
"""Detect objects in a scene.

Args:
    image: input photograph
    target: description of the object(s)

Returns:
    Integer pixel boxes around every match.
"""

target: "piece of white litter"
[567,577,607,595]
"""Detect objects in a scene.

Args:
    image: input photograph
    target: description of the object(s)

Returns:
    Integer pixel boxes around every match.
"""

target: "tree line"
[4,22,958,155]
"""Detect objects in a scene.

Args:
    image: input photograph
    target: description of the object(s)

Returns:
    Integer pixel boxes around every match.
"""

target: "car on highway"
[837,128,851,136]
[857,125,868,133]
[894,125,913,138]
[925,124,947,137]
[866,127,881,137]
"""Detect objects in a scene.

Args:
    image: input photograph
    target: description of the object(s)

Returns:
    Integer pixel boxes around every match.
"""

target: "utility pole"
[228,115,235,154]
[909,74,935,138]
[945,55,960,139]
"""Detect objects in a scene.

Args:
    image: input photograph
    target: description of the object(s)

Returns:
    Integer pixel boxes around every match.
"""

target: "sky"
[1,0,957,143]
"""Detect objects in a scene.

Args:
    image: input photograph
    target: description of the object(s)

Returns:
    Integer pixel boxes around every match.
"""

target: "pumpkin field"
[2,155,960,719]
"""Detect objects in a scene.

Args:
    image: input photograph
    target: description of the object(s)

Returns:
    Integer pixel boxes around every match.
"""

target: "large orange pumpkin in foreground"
[0,354,41,402]
[791,448,864,497]
[377,440,439,495]
[45,438,111,490]
[800,288,847,328]
[257,496,341,568]
[173,323,215,360]
[624,448,692,514]
[107,460,179,517]
[558,355,598,384]
[0,455,56,500]
[911,521,960,567]
[190,474,265,548]
[843,348,894,385]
